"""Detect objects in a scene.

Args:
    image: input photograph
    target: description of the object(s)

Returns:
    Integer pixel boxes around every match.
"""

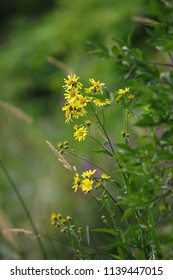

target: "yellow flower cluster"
[62,74,111,124]
[57,141,68,153]
[50,213,72,233]
[115,87,134,103]
[72,169,111,193]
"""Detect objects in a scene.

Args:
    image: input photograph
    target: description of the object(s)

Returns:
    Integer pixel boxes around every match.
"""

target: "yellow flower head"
[50,213,57,225]
[82,169,96,178]
[57,141,63,149]
[77,94,90,106]
[63,74,82,90]
[64,88,80,103]
[93,98,111,107]
[95,182,102,189]
[74,125,88,142]
[61,218,67,224]
[117,87,130,95]
[101,173,111,180]
[62,103,72,122]
[81,178,94,193]
[115,95,122,103]
[85,78,105,95]
[72,173,81,192]
[128,94,135,100]
[85,119,91,126]
[62,99,87,122]
[57,213,62,219]
[63,141,68,149]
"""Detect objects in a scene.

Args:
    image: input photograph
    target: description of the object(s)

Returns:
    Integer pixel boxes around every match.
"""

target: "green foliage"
[0,0,145,260]
[1,0,173,260]
[49,0,173,260]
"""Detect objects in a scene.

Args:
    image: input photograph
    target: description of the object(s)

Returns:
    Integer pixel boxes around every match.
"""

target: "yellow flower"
[61,218,67,224]
[81,178,94,193]
[85,78,105,94]
[63,141,68,149]
[62,103,72,122]
[77,95,90,106]
[50,213,57,225]
[95,182,102,189]
[62,99,87,122]
[82,169,96,178]
[57,213,62,219]
[57,141,63,149]
[128,94,134,100]
[74,125,88,142]
[72,173,81,192]
[117,87,130,95]
[63,74,82,90]
[85,119,91,126]
[64,88,80,103]
[115,95,122,103]
[66,215,72,221]
[101,173,111,179]
[93,98,111,107]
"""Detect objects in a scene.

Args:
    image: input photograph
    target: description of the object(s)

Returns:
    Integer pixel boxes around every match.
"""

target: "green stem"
[89,103,129,189]
[146,61,173,68]
[89,135,113,157]
[0,157,48,259]
[89,103,115,156]
[101,185,124,214]
[124,110,129,146]
[147,208,163,259]
[69,151,123,189]
[87,226,100,260]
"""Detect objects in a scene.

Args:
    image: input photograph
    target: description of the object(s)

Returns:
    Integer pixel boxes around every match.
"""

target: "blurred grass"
[0,0,144,259]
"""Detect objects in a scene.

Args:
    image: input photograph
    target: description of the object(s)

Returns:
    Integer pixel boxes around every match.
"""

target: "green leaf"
[127,27,134,47]
[109,254,122,260]
[87,41,110,59]
[112,36,125,45]
[91,228,117,237]
[102,241,123,251]
[93,149,111,156]
[111,45,120,57]
[121,207,136,221]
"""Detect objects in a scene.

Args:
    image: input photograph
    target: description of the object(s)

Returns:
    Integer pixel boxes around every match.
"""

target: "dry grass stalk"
[47,56,73,74]
[0,100,33,124]
[3,228,33,236]
[46,140,72,171]
[0,208,19,249]
[132,16,158,24]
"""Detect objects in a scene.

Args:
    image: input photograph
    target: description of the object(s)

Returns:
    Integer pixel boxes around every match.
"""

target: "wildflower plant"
[48,0,173,260]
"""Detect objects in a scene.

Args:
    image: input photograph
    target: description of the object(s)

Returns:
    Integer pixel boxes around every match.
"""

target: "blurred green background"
[0,0,145,259]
